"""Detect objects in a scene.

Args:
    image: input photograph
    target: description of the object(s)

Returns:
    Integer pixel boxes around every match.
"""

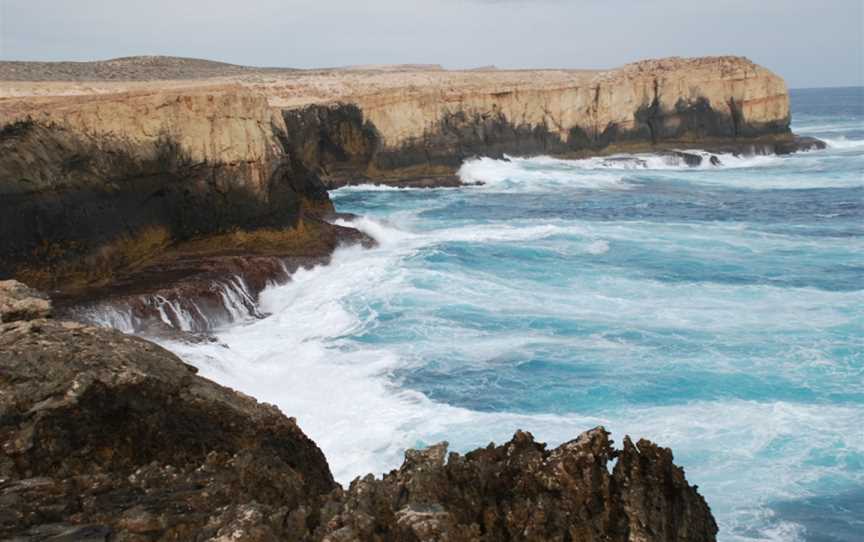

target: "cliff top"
[0,54,758,82]
[0,55,450,82]
[0,55,769,112]
[0,55,298,81]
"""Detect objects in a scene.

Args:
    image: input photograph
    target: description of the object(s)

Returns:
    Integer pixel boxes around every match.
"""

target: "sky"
[0,0,861,88]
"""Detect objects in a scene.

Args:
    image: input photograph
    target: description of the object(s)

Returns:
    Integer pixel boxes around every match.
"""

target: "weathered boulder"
[0,280,52,322]
[0,316,336,541]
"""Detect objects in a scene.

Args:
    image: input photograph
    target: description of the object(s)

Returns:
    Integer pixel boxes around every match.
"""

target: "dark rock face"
[281,104,382,184]
[1,283,718,541]
[630,95,790,144]
[0,287,336,541]
[0,119,333,291]
[281,102,822,189]
[373,110,569,173]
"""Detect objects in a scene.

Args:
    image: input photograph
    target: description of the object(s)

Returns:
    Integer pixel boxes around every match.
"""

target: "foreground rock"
[0,283,336,541]
[0,283,717,541]
[0,280,52,322]
[314,429,717,541]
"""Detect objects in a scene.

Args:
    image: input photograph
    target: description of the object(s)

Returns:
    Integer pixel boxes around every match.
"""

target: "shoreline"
[1,278,719,540]
[49,137,829,337]
[0,54,832,541]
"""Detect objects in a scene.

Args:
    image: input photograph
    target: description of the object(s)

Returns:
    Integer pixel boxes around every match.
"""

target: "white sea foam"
[454,152,863,191]
[519,152,780,171]
[163,273,862,540]
[585,239,610,254]
[148,213,862,542]
[821,136,864,149]
[111,134,860,541]
[456,153,777,193]
[457,156,632,192]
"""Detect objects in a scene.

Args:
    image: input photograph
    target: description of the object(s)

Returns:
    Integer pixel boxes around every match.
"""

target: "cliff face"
[0,281,718,541]
[272,56,817,185]
[342,56,791,147]
[0,89,333,291]
[0,55,820,291]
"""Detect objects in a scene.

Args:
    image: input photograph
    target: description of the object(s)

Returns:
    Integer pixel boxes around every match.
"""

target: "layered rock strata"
[0,282,718,541]
[275,57,824,187]
[0,55,822,303]
[0,89,340,294]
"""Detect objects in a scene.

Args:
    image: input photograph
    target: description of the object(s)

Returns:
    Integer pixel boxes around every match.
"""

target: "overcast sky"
[1,0,861,88]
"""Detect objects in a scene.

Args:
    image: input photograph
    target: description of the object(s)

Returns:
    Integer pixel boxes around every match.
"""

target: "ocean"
[164,87,863,542]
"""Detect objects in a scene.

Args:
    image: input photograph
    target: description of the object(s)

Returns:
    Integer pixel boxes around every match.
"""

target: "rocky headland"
[0,55,823,315]
[0,55,823,539]
[0,281,718,541]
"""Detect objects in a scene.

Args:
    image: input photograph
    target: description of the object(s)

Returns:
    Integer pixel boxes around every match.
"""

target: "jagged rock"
[313,429,717,541]
[0,286,716,541]
[0,280,52,322]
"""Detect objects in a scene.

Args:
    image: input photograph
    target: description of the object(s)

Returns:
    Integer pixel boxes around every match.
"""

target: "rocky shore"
[0,55,826,539]
[1,281,718,541]
[0,55,823,309]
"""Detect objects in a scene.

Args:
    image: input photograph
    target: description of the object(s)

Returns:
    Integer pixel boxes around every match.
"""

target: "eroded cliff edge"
[276,56,822,186]
[0,55,822,303]
[0,281,718,541]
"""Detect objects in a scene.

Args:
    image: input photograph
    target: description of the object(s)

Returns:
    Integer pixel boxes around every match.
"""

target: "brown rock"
[0,280,52,322]
[0,317,335,541]
[0,286,717,541]
[313,428,717,541]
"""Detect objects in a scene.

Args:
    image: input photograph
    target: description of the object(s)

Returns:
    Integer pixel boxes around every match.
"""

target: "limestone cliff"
[0,55,821,292]
[0,88,334,292]
[272,56,818,184]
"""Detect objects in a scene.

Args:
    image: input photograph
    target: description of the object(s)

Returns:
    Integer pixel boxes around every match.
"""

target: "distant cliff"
[0,56,822,293]
[275,56,820,185]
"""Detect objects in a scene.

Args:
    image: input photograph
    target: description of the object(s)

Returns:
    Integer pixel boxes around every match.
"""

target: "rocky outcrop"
[59,221,375,337]
[0,89,340,294]
[1,283,718,541]
[0,280,52,322]
[0,282,336,540]
[313,429,717,541]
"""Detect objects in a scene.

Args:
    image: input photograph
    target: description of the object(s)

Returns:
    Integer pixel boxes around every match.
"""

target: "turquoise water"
[174,87,863,541]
